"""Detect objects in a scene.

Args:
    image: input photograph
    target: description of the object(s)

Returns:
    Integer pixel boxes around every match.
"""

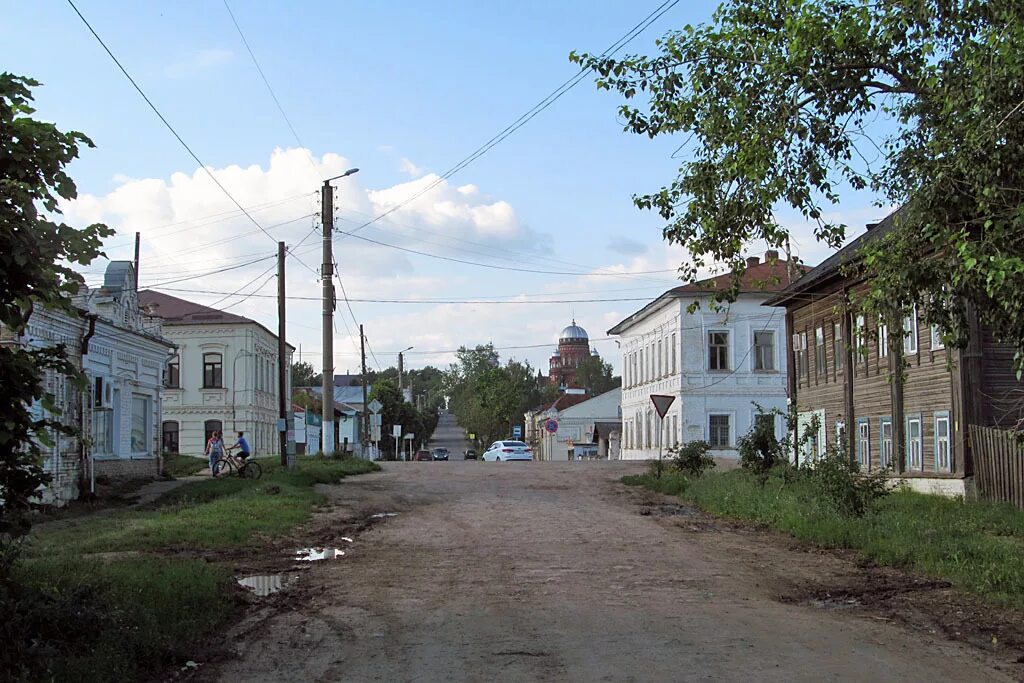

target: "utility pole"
[321,180,335,455]
[133,232,141,289]
[360,324,369,456]
[277,242,289,468]
[319,168,359,456]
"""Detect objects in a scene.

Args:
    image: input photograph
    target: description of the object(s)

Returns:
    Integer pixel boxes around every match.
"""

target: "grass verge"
[161,452,209,478]
[10,456,379,682]
[624,468,1024,610]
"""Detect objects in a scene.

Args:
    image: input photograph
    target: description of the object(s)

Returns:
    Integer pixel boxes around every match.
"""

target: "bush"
[807,450,890,517]
[668,440,715,477]
[646,458,668,479]
[738,412,785,477]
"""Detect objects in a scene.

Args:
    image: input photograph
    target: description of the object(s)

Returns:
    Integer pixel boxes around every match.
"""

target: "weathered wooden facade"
[766,211,1023,496]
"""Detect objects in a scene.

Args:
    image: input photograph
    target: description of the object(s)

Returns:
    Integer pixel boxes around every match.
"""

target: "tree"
[0,74,111,550]
[290,361,321,388]
[572,1,1024,372]
[575,355,619,395]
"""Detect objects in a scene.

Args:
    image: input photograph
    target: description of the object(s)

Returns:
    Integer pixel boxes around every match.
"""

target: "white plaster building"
[2,262,173,504]
[609,252,801,460]
[530,388,622,461]
[138,291,294,457]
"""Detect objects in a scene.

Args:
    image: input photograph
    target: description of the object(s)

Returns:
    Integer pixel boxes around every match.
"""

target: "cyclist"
[228,430,252,462]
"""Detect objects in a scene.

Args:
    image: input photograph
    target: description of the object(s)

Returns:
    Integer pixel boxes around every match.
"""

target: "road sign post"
[512,425,522,439]
[650,394,677,479]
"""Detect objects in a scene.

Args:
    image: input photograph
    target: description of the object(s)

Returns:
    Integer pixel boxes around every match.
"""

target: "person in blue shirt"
[230,431,252,460]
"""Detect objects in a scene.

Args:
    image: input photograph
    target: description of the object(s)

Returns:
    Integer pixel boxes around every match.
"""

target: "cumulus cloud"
[163,48,234,79]
[398,158,423,177]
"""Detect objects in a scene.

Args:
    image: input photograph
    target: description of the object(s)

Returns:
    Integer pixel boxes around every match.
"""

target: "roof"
[558,387,622,420]
[138,290,295,349]
[608,252,805,334]
[559,321,588,341]
[333,374,363,387]
[764,209,900,306]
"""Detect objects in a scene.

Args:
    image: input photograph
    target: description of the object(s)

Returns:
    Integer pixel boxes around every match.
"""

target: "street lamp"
[398,346,413,397]
[321,167,360,455]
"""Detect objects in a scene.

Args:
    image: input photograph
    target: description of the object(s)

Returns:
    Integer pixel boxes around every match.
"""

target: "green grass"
[9,456,379,682]
[160,452,209,477]
[625,468,1024,610]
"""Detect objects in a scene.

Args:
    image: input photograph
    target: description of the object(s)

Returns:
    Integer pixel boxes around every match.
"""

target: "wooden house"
[765,210,1023,496]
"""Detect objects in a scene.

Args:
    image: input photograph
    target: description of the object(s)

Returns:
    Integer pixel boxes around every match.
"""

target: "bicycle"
[212,448,262,479]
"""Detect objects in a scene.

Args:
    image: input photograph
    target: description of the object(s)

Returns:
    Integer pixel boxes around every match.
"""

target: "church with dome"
[548,320,598,389]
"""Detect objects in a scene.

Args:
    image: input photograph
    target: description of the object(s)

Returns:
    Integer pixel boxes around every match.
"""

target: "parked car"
[482,440,533,462]
[431,448,449,461]
[414,449,432,461]
[464,448,477,460]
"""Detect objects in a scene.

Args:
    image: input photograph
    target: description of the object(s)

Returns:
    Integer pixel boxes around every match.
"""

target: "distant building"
[609,252,803,460]
[1,262,173,504]
[138,290,294,457]
[548,320,596,389]
[528,388,622,461]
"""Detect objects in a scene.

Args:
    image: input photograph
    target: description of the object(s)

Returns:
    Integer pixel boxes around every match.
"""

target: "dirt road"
[213,462,1014,682]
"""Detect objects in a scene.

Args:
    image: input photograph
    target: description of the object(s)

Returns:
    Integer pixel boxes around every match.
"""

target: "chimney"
[764,249,779,262]
[746,256,760,268]
[866,222,879,231]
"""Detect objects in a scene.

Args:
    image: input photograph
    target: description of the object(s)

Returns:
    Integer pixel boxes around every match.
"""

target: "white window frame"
[833,322,843,371]
[708,330,730,371]
[855,315,866,364]
[754,329,775,371]
[906,414,923,470]
[880,417,893,469]
[934,411,952,472]
[707,413,731,449]
[878,323,889,358]
[671,333,677,374]
[903,306,918,355]
[815,326,826,376]
[857,419,871,471]
[930,325,945,350]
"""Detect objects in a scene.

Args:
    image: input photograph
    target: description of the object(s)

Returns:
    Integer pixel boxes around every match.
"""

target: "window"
[935,412,951,472]
[931,325,945,350]
[204,419,223,444]
[880,418,893,469]
[162,421,179,453]
[755,413,775,437]
[166,356,180,388]
[638,349,644,383]
[649,343,654,378]
[815,327,827,376]
[657,339,663,377]
[708,331,729,371]
[708,414,730,448]
[833,323,844,371]
[131,394,149,453]
[793,331,808,379]
[906,415,923,470]
[903,306,918,354]
[754,330,775,371]
[855,315,866,364]
[878,323,889,358]
[203,353,223,388]
[671,333,677,374]
[92,409,113,454]
[857,419,870,471]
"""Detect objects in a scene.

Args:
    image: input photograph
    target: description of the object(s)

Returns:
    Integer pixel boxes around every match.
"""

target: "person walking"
[205,430,225,475]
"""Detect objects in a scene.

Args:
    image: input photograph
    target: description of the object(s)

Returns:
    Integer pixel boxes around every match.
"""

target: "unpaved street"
[213,462,1012,682]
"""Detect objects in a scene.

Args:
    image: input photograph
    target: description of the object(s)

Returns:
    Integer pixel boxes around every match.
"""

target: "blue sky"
[3,1,883,374]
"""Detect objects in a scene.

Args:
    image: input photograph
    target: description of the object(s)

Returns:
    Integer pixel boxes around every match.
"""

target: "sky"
[3,1,885,375]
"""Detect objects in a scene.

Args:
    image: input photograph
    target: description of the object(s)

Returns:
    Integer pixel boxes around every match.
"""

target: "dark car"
[414,449,432,461]
[431,448,449,461]
[464,448,477,460]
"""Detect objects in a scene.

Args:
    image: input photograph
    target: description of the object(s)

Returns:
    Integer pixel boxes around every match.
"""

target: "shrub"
[807,449,890,517]
[668,440,716,477]
[738,410,785,477]
[646,458,668,479]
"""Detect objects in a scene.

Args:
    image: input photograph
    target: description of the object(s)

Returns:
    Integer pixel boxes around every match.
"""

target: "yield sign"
[650,394,676,419]
[368,399,383,414]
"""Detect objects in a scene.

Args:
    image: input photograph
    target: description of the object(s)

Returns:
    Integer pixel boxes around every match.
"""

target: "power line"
[66,0,280,245]
[139,254,276,288]
[339,0,680,241]
[208,260,280,309]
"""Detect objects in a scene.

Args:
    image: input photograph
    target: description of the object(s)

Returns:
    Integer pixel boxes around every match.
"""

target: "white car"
[482,440,533,461]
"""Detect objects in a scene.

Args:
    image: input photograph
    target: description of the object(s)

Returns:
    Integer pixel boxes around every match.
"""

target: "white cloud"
[398,158,423,177]
[163,48,234,79]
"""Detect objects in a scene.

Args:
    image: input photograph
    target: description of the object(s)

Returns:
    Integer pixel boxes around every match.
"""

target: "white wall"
[616,294,789,460]
[161,323,292,456]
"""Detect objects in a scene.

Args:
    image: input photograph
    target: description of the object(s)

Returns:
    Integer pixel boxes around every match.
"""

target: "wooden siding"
[969,425,1024,509]
[980,328,1024,430]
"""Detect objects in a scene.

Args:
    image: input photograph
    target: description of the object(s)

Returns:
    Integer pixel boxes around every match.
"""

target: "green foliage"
[369,378,437,457]
[664,468,1024,610]
[573,1,1024,373]
[622,471,689,497]
[574,354,619,395]
[0,74,112,549]
[738,410,786,477]
[805,450,890,518]
[668,440,715,477]
[289,360,321,387]
[160,453,207,478]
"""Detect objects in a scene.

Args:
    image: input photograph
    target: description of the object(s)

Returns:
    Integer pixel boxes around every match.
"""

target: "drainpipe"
[80,315,98,497]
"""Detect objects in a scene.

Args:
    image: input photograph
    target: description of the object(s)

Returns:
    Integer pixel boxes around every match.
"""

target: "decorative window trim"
[934,411,952,473]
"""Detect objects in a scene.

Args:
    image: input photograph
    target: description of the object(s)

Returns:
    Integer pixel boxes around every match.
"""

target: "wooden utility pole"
[360,324,369,455]
[277,241,288,468]
[321,180,335,455]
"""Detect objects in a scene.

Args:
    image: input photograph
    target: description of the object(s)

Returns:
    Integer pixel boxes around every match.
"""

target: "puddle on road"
[295,547,346,561]
[370,512,399,519]
[237,574,291,596]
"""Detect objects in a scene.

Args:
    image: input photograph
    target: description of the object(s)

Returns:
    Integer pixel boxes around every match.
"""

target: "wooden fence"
[969,425,1024,509]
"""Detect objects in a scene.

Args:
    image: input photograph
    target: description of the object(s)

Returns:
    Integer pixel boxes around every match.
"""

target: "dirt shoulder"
[191,462,1022,682]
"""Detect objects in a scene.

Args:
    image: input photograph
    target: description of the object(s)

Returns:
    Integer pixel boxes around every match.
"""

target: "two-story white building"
[609,252,801,460]
[138,291,293,458]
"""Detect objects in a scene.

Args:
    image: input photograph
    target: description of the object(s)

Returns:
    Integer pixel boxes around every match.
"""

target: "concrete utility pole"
[133,232,141,289]
[277,241,289,468]
[398,346,413,398]
[360,323,369,456]
[320,167,359,454]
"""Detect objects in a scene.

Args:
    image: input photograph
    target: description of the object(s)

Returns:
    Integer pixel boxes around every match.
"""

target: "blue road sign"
[512,425,522,438]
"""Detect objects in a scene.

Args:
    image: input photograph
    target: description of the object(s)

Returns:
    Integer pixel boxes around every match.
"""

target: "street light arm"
[324,168,360,184]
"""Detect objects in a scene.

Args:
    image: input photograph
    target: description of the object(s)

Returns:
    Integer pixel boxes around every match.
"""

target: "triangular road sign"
[650,394,676,419]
